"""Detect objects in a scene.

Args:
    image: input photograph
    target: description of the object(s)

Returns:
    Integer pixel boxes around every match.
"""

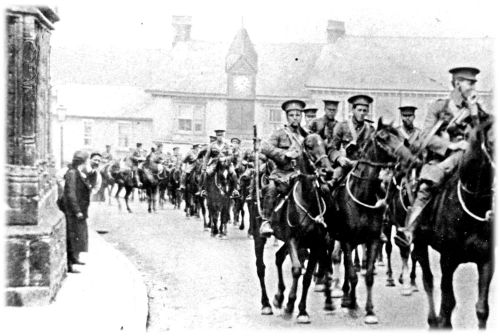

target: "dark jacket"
[63,167,92,219]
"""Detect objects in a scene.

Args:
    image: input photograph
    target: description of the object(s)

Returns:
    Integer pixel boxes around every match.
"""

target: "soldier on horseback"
[302,107,318,132]
[101,144,114,164]
[179,143,201,192]
[258,99,309,237]
[131,142,147,187]
[200,129,240,198]
[396,106,422,145]
[396,67,489,248]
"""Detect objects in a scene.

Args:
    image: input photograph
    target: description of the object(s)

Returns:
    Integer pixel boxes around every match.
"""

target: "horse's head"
[301,133,334,181]
[371,118,418,168]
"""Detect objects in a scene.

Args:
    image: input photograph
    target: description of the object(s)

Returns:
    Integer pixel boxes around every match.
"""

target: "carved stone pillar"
[5,6,64,306]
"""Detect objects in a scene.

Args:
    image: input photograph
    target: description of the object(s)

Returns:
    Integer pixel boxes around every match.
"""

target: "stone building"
[5,6,64,306]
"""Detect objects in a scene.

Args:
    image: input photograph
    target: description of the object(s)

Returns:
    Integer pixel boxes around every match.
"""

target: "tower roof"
[225,28,258,73]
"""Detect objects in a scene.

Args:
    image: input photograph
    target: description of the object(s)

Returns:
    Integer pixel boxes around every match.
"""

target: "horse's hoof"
[331,288,343,298]
[411,284,419,292]
[341,299,350,308]
[239,225,244,231]
[360,269,367,276]
[324,302,335,311]
[386,278,396,287]
[364,314,379,324]
[401,286,413,296]
[398,274,403,285]
[127,209,132,213]
[261,306,273,315]
[272,296,283,309]
[296,314,311,324]
[377,260,385,267]
[314,284,324,292]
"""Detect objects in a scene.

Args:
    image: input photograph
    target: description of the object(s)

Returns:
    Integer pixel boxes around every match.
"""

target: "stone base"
[5,211,67,306]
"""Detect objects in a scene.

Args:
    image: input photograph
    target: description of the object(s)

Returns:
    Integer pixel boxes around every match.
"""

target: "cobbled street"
[89,199,496,331]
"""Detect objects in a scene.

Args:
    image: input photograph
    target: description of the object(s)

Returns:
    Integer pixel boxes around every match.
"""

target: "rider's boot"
[200,172,207,197]
[395,182,432,248]
[259,183,276,237]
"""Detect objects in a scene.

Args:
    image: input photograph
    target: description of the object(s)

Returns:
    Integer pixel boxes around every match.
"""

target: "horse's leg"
[273,243,288,309]
[254,236,272,315]
[331,240,343,298]
[353,246,361,272]
[115,184,122,211]
[341,242,358,309]
[297,247,319,324]
[476,260,493,329]
[125,187,133,213]
[363,240,379,324]
[284,238,301,317]
[385,226,395,286]
[399,244,413,296]
[239,204,245,231]
[413,242,438,328]
[409,251,419,292]
[437,257,459,329]
[318,245,334,311]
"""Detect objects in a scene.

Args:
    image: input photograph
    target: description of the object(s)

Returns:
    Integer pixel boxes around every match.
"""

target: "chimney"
[172,15,192,46]
[327,20,345,43]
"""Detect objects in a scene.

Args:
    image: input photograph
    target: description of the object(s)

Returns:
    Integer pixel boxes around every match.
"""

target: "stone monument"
[5,6,65,306]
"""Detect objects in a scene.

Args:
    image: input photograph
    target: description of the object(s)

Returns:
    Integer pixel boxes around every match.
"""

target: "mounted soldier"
[258,99,309,237]
[200,129,240,198]
[396,105,422,145]
[101,144,114,165]
[179,143,201,192]
[396,67,489,248]
[329,95,375,185]
[131,142,147,187]
[171,146,182,169]
[302,107,318,132]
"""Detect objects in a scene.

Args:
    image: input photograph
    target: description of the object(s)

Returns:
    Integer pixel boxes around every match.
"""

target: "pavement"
[2,227,149,335]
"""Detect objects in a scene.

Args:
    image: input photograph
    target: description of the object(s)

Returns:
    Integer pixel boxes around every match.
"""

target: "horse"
[167,166,182,209]
[206,156,234,238]
[185,158,208,228]
[110,159,138,213]
[158,166,170,209]
[267,133,336,324]
[232,161,249,231]
[97,161,116,204]
[330,118,417,324]
[412,115,494,329]
[138,159,162,213]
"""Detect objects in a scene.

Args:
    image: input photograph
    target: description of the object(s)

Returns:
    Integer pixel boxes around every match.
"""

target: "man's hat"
[281,99,306,113]
[192,144,200,149]
[136,142,142,147]
[323,100,340,109]
[449,67,480,82]
[302,108,318,117]
[105,144,111,147]
[398,105,418,116]
[214,129,225,135]
[231,137,241,144]
[173,146,179,150]
[72,150,89,165]
[90,151,102,158]
[209,136,217,142]
[347,94,373,107]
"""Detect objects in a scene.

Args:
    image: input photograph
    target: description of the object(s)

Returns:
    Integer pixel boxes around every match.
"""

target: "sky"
[47,0,498,48]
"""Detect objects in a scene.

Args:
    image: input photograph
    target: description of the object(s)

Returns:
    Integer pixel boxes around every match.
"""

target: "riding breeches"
[204,162,239,189]
[419,149,465,185]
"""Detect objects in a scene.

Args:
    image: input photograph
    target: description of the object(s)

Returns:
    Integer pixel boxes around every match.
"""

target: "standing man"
[62,151,92,273]
[101,145,114,164]
[200,130,240,198]
[302,107,318,131]
[259,99,308,237]
[396,105,421,145]
[396,67,488,248]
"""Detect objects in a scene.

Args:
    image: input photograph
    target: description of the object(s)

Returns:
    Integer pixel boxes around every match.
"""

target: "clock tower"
[225,27,258,140]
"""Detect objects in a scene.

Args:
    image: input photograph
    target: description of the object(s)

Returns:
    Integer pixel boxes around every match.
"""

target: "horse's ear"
[377,118,383,130]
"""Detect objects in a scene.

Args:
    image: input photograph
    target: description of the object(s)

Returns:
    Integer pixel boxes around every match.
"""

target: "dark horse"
[269,133,335,323]
[232,161,249,231]
[206,157,234,238]
[98,158,137,213]
[167,166,182,209]
[331,119,416,324]
[185,158,208,228]
[138,160,162,213]
[412,115,494,329]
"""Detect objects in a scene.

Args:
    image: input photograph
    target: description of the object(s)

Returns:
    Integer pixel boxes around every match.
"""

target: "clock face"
[233,76,252,96]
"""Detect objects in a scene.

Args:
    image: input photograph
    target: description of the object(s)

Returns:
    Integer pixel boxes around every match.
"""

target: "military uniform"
[259,99,307,236]
[131,144,147,186]
[179,145,200,189]
[397,67,489,247]
[303,107,318,132]
[309,114,338,155]
[101,149,114,164]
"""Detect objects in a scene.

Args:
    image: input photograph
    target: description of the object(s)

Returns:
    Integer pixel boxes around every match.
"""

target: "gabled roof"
[306,36,493,92]
[55,84,153,119]
[148,40,323,98]
[50,45,165,88]
[226,28,258,73]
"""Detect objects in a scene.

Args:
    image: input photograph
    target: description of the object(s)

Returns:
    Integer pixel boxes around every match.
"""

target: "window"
[118,122,131,148]
[269,108,281,123]
[176,103,205,134]
[83,120,93,147]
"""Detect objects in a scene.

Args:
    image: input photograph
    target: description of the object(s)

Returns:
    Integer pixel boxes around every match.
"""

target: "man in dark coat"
[63,150,93,273]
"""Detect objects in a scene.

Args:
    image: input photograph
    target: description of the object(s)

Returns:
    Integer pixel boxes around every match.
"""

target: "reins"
[457,180,492,222]
[287,178,327,228]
